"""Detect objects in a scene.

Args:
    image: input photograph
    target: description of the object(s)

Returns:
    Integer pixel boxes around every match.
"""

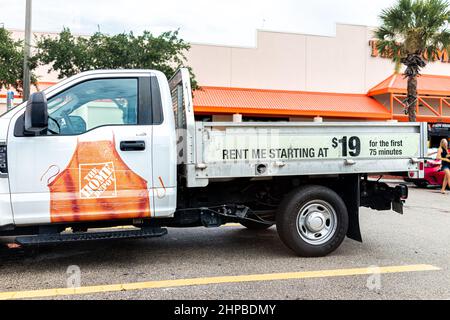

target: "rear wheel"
[276,185,348,257]
[413,181,429,188]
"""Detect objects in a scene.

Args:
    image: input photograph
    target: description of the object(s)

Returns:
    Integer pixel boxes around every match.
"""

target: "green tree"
[374,0,450,122]
[0,27,37,93]
[35,28,197,88]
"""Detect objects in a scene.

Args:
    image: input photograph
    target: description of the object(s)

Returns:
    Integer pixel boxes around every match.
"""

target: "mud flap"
[342,175,362,242]
[392,184,408,214]
[392,199,404,215]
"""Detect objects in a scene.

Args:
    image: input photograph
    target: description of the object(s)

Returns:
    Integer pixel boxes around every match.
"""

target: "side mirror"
[24,92,48,133]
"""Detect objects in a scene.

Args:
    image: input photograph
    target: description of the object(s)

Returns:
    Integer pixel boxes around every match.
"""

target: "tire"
[413,181,428,188]
[276,185,348,257]
[240,220,274,230]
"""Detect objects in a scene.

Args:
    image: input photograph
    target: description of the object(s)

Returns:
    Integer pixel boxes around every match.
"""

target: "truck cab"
[0,70,178,229]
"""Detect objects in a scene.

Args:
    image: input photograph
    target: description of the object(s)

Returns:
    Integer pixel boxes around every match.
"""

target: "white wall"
[186,24,450,94]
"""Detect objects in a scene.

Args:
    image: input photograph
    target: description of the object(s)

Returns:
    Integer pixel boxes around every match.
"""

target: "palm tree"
[374,0,450,122]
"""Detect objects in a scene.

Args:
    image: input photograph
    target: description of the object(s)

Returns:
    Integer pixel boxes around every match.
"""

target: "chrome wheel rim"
[296,200,338,245]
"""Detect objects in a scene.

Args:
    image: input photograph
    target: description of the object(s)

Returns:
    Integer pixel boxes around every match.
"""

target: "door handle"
[120,141,146,151]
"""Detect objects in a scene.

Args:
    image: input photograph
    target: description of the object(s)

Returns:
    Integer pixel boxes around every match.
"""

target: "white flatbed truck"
[0,69,427,257]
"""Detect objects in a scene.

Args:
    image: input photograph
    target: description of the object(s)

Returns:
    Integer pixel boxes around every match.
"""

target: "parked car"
[405,149,446,188]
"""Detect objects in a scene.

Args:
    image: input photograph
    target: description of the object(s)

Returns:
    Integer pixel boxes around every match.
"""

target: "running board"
[15,227,168,246]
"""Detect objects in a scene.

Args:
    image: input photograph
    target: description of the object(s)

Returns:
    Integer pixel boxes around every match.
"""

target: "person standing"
[6,88,15,111]
[437,139,450,194]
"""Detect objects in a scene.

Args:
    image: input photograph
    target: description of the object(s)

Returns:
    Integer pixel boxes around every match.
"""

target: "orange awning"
[368,74,450,96]
[0,81,55,99]
[194,86,391,119]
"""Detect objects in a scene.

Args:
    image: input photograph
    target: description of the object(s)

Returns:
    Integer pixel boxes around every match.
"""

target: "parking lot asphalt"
[0,186,449,300]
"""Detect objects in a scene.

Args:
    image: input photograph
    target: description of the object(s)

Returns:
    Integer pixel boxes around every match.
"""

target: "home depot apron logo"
[47,136,151,223]
[79,162,117,199]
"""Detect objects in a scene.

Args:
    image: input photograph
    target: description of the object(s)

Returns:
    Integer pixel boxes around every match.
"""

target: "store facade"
[2,23,450,122]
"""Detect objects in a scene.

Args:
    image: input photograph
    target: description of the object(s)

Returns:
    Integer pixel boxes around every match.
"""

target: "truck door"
[8,75,156,225]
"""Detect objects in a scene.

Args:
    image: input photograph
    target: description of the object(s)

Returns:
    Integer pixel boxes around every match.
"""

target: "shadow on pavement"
[0,227,295,270]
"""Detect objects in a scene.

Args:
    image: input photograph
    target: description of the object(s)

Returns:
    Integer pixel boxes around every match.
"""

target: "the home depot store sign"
[369,40,450,63]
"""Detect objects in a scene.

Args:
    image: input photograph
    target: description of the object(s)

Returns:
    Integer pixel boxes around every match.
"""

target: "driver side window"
[47,78,138,135]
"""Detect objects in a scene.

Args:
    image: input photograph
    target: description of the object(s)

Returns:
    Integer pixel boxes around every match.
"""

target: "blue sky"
[0,0,397,46]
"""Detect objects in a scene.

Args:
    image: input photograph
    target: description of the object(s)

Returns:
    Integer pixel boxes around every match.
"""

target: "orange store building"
[2,24,450,123]
[191,73,450,123]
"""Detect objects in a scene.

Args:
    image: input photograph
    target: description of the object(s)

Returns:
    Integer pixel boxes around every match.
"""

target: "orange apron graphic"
[47,137,151,223]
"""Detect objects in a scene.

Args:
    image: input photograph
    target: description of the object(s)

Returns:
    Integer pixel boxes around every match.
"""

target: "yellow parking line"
[0,264,439,300]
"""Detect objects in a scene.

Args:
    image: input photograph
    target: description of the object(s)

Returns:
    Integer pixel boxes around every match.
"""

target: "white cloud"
[0,0,397,46]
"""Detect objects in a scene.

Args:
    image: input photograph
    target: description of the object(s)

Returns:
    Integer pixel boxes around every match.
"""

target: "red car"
[405,149,446,188]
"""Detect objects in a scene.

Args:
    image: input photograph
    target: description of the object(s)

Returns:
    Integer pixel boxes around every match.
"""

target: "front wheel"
[276,185,348,257]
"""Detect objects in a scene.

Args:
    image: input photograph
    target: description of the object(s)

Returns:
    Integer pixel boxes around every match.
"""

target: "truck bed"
[169,69,427,188]
[182,121,426,187]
